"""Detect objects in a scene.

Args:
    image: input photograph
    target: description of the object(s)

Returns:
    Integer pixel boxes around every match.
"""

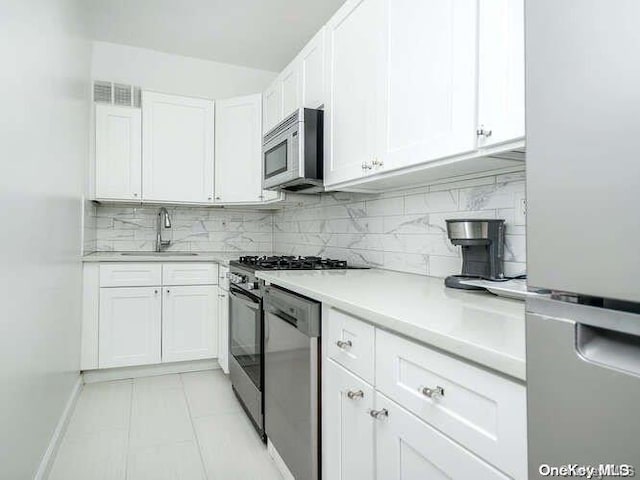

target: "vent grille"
[93,81,113,103]
[93,81,141,108]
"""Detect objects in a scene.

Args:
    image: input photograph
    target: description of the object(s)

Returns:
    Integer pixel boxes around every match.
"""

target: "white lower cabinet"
[217,285,229,374]
[324,359,375,480]
[99,287,162,368]
[86,263,220,370]
[375,393,510,480]
[322,311,526,480]
[162,285,218,363]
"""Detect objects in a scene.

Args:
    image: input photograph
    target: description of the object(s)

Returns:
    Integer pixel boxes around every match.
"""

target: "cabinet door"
[95,104,141,200]
[214,94,263,203]
[477,0,525,147]
[162,285,218,363]
[280,61,301,119]
[324,359,375,480]
[142,91,214,203]
[324,0,385,186]
[217,286,229,374]
[263,80,282,134]
[375,393,510,480]
[380,0,478,171]
[99,287,161,368]
[300,28,326,109]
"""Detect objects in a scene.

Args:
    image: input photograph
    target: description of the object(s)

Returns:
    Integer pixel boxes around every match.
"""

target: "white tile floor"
[49,370,283,480]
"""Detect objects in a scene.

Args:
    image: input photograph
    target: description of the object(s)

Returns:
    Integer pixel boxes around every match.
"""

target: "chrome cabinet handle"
[218,294,226,298]
[421,386,445,399]
[476,126,493,138]
[369,408,388,419]
[346,390,364,400]
[371,158,384,168]
[361,161,373,171]
[336,340,352,350]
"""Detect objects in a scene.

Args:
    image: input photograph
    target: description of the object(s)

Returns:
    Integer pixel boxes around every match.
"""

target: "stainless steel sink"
[120,252,198,257]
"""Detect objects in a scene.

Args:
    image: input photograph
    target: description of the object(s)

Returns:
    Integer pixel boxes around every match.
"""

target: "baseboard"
[34,375,83,480]
[267,439,295,480]
[82,359,220,383]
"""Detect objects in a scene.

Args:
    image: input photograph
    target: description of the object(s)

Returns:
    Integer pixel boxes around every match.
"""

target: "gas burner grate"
[237,255,350,270]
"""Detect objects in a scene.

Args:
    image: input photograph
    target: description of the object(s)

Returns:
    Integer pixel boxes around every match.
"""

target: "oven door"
[263,121,301,190]
[229,285,263,389]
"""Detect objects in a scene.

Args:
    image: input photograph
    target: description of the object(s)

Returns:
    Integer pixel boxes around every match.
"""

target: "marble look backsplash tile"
[84,169,527,280]
[89,205,273,253]
[274,169,527,278]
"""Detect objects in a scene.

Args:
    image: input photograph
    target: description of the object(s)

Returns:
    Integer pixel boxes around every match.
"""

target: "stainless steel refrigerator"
[526,0,640,477]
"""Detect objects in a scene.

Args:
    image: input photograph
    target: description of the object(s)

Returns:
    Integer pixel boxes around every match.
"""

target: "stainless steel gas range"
[228,255,364,478]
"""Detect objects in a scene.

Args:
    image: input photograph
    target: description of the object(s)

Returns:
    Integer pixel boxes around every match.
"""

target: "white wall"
[91,41,278,99]
[0,0,91,478]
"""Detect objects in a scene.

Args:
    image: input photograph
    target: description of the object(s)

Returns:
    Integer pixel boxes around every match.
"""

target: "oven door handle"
[229,292,260,313]
[229,287,260,311]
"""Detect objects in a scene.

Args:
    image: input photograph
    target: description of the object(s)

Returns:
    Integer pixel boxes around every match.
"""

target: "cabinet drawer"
[326,308,375,383]
[99,263,162,287]
[162,263,218,286]
[375,329,526,479]
[375,392,510,480]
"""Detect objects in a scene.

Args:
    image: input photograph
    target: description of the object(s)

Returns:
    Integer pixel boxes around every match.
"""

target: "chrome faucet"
[156,207,172,252]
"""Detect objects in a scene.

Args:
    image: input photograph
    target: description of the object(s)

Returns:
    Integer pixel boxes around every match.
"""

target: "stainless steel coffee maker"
[445,219,505,290]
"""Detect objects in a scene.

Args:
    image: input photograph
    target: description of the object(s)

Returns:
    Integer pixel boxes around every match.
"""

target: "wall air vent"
[93,81,141,108]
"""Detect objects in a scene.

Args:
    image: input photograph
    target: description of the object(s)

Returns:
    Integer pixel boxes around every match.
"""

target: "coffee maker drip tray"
[445,275,487,290]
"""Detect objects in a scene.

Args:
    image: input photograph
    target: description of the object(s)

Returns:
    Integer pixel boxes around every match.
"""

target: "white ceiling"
[84,0,346,72]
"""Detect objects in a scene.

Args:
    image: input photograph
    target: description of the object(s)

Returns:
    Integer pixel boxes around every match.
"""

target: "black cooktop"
[232,255,357,271]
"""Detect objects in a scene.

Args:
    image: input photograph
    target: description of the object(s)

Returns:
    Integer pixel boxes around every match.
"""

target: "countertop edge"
[257,271,526,382]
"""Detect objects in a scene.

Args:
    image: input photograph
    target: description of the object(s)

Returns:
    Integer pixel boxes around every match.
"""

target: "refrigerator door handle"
[576,323,640,377]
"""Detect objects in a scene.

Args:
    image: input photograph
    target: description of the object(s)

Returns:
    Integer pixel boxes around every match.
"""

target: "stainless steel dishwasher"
[264,285,321,480]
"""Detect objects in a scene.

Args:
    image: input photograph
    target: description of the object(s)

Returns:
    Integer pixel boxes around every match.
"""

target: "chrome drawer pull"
[421,386,445,399]
[336,340,352,350]
[346,390,364,400]
[369,408,389,419]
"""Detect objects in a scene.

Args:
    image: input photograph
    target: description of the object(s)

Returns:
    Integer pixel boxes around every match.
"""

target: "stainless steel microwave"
[262,108,323,193]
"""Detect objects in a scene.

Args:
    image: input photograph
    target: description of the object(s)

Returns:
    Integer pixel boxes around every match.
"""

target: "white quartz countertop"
[82,251,271,266]
[256,269,526,381]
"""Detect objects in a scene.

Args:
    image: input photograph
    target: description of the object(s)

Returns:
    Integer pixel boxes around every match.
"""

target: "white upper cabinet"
[300,27,326,109]
[324,0,385,186]
[263,79,282,134]
[142,91,214,203]
[262,27,326,134]
[95,104,141,200]
[280,61,300,119]
[380,0,478,172]
[215,94,263,203]
[477,0,525,147]
[319,0,524,190]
